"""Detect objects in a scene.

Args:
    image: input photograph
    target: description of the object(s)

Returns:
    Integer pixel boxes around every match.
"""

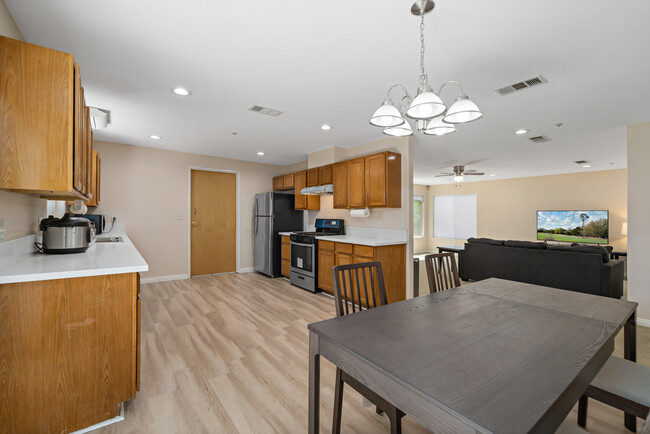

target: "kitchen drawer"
[281,235,290,245]
[335,243,353,255]
[319,240,335,251]
[353,244,375,258]
[281,259,290,278]
[281,243,291,260]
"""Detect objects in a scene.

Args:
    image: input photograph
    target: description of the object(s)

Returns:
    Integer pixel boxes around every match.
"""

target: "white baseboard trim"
[637,317,650,328]
[238,267,254,273]
[140,274,190,284]
[71,402,124,433]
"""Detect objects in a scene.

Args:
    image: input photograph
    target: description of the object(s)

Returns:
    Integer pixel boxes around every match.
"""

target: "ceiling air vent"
[248,105,284,117]
[528,135,551,143]
[574,160,590,165]
[495,75,548,96]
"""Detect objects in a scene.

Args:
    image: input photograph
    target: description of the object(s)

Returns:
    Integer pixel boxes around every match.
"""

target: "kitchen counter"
[279,231,295,236]
[315,234,406,247]
[0,228,148,284]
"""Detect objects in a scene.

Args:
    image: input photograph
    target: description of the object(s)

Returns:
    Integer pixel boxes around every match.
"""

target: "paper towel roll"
[350,208,370,218]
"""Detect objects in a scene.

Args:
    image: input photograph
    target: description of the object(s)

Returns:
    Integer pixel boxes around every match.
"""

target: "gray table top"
[309,278,636,433]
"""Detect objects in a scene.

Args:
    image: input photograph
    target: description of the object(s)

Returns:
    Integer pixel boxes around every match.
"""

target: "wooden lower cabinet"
[0,272,141,433]
[281,236,291,278]
[317,241,406,303]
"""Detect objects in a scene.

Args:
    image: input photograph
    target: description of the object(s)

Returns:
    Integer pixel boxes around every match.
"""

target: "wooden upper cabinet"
[0,36,91,199]
[348,157,366,208]
[318,164,333,185]
[85,150,101,207]
[332,161,349,209]
[365,151,401,208]
[294,171,307,210]
[307,168,319,187]
[283,173,295,189]
[273,176,284,191]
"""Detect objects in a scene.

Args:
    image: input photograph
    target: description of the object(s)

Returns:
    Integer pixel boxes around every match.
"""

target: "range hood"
[300,184,334,195]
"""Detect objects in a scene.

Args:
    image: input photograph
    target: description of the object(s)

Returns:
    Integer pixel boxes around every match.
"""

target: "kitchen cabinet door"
[281,259,290,278]
[273,176,283,191]
[294,171,307,210]
[283,173,295,189]
[85,150,100,206]
[365,151,401,208]
[307,168,319,187]
[319,165,333,185]
[332,161,349,209]
[318,249,335,295]
[348,157,366,208]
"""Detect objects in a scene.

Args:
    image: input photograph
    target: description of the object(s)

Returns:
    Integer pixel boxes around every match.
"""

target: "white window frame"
[413,195,424,238]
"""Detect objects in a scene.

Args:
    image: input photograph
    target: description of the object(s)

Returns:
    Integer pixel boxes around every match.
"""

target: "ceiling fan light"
[443,96,483,124]
[383,121,413,137]
[370,100,405,127]
[405,91,446,120]
[423,117,456,136]
[453,175,464,182]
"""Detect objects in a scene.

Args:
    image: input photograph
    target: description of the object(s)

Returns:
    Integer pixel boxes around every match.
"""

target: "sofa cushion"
[467,237,504,246]
[504,240,547,249]
[570,245,610,262]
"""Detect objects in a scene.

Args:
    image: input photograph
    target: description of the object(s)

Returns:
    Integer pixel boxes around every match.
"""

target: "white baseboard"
[140,274,189,284]
[238,267,254,273]
[637,317,650,328]
[71,402,124,433]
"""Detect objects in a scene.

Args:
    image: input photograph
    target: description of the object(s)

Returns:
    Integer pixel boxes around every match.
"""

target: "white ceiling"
[6,0,650,184]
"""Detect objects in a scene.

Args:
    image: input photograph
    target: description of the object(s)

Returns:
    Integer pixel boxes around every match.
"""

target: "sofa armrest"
[601,259,624,298]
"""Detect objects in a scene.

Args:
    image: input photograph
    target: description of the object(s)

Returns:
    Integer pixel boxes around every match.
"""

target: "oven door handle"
[290,241,315,247]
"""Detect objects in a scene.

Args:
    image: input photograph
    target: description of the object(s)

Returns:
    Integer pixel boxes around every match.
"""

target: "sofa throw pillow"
[467,237,505,246]
[504,240,547,249]
[570,245,610,263]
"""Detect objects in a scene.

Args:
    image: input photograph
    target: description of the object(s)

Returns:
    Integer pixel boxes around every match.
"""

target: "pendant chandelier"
[369,0,483,137]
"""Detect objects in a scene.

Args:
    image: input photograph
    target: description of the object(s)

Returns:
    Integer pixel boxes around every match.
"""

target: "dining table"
[308,278,638,433]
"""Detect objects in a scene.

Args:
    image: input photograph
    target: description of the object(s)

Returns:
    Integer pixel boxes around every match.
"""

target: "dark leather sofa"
[458,238,624,298]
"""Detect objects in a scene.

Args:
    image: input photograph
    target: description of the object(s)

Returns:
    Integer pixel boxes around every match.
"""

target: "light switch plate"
[177,213,183,220]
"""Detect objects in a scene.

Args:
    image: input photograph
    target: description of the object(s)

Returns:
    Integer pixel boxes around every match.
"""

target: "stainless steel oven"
[290,237,317,292]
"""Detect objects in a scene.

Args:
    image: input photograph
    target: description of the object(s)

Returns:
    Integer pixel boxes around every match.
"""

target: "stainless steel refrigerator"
[253,192,303,277]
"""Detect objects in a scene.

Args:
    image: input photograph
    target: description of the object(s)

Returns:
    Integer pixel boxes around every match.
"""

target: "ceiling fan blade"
[465,172,485,176]
[435,174,453,177]
[464,169,477,173]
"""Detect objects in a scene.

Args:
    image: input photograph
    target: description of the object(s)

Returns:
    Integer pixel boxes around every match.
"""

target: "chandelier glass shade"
[369,0,483,137]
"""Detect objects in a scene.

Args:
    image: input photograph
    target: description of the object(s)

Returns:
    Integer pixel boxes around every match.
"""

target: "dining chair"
[424,252,461,294]
[577,356,650,430]
[331,261,405,434]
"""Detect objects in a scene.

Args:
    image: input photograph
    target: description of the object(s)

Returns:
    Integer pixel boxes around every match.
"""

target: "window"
[433,194,477,239]
[413,195,424,238]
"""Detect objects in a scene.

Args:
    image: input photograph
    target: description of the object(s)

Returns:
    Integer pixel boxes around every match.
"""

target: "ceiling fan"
[436,165,485,182]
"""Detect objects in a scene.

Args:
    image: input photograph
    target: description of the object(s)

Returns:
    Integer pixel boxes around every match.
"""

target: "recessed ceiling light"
[149,135,162,140]
[582,164,591,168]
[490,174,496,177]
[257,151,265,156]
[515,129,529,135]
[171,87,191,96]
[320,124,333,131]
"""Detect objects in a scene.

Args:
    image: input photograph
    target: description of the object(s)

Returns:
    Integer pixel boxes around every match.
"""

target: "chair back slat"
[332,261,388,317]
[424,252,461,294]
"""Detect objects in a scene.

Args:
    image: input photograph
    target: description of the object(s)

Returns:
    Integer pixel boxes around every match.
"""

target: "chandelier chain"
[419,15,426,85]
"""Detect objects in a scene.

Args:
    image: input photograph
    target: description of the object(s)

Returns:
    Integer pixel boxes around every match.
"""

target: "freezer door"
[254,192,272,216]
[253,216,273,275]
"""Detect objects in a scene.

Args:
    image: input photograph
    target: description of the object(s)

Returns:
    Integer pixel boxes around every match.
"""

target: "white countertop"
[278,232,294,236]
[0,229,148,284]
[315,234,406,247]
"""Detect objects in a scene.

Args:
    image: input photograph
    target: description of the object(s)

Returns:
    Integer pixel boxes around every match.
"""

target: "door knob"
[192,221,197,226]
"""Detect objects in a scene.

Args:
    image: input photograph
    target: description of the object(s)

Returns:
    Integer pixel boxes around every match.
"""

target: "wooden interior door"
[190,170,236,276]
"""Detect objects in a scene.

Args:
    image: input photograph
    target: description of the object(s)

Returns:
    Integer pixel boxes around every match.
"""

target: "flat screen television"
[536,210,609,244]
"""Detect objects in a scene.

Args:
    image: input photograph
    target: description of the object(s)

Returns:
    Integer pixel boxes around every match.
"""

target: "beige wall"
[306,137,415,297]
[413,184,430,254]
[628,121,650,322]
[93,141,300,279]
[425,169,628,252]
[0,0,47,242]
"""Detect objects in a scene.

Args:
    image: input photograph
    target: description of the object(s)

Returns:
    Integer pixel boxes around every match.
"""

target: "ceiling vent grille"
[574,160,590,165]
[495,75,548,96]
[528,135,551,143]
[248,105,284,117]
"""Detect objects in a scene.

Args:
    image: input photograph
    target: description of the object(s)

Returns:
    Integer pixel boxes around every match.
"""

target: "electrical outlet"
[375,220,379,227]
[398,220,403,227]
[0,218,4,240]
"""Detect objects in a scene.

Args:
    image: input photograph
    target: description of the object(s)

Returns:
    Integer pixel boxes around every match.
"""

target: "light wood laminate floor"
[98,273,648,433]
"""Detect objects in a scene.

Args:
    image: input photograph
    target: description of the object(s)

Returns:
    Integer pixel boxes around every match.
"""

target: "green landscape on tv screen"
[536,210,609,244]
